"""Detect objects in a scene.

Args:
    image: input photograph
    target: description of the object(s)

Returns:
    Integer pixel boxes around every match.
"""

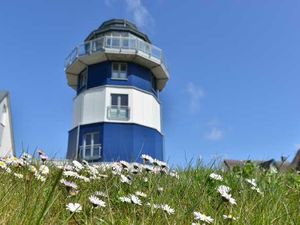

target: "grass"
[0,157,299,225]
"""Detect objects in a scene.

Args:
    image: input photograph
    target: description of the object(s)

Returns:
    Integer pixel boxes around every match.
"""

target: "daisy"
[14,173,23,179]
[209,173,223,181]
[217,185,237,205]
[130,195,142,205]
[63,180,78,190]
[28,165,37,173]
[157,187,164,193]
[251,186,264,195]
[141,154,153,163]
[194,211,214,224]
[223,214,238,220]
[119,196,131,203]
[135,191,147,198]
[245,178,257,187]
[120,174,132,185]
[35,172,46,182]
[169,171,180,179]
[120,160,130,169]
[161,204,175,215]
[66,203,82,213]
[143,165,154,172]
[63,170,80,178]
[39,165,49,175]
[89,195,106,207]
[95,191,108,198]
[72,160,84,171]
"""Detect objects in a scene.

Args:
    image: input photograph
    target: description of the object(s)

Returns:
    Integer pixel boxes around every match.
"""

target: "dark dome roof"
[85,19,151,43]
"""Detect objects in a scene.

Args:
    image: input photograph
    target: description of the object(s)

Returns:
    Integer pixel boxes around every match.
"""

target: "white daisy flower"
[141,154,153,163]
[35,172,46,182]
[120,160,130,169]
[143,165,154,172]
[217,185,231,194]
[28,165,37,173]
[146,202,161,209]
[63,170,80,178]
[251,186,264,195]
[130,195,142,205]
[72,160,84,171]
[63,180,78,190]
[95,191,108,198]
[169,171,179,179]
[66,203,82,213]
[135,191,147,198]
[209,173,223,181]
[89,195,106,207]
[119,196,131,203]
[223,214,238,220]
[194,211,214,224]
[21,152,32,160]
[14,173,23,179]
[245,178,257,187]
[161,204,175,215]
[157,187,164,193]
[77,175,90,183]
[120,174,132,185]
[39,165,49,175]
[217,185,237,205]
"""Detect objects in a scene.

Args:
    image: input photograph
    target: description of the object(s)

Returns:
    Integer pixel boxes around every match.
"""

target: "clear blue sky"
[1,0,300,166]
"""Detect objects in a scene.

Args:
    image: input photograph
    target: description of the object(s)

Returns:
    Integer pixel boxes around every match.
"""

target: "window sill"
[111,78,128,81]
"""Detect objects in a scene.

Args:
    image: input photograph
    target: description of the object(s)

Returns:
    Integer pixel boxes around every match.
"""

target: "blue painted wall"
[67,122,163,162]
[77,62,157,96]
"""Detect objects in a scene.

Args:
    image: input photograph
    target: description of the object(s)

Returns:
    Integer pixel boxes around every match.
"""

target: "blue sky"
[1,0,300,166]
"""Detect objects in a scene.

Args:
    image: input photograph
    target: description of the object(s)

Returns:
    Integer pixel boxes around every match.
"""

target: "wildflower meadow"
[0,152,299,225]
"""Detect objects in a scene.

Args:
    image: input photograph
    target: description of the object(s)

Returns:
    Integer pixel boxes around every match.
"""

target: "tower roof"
[85,19,151,43]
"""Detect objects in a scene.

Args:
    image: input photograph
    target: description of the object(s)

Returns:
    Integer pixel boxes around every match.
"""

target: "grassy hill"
[0,155,299,225]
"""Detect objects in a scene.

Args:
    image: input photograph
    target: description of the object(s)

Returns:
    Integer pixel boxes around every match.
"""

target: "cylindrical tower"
[64,19,169,162]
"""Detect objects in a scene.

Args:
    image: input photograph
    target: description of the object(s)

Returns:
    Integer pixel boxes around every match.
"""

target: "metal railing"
[79,144,102,160]
[65,36,165,69]
[107,105,130,121]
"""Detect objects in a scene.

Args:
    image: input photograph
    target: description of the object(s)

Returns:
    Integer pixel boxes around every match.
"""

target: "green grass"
[0,159,299,225]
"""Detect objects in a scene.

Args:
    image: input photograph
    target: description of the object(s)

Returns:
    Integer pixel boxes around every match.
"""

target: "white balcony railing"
[107,106,130,121]
[79,144,102,161]
[65,36,166,69]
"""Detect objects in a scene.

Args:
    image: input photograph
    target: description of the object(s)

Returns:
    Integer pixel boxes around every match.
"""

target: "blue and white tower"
[65,19,169,162]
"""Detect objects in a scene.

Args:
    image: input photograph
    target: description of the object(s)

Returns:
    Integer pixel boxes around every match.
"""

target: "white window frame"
[78,69,88,89]
[82,132,101,160]
[107,94,130,121]
[111,62,127,80]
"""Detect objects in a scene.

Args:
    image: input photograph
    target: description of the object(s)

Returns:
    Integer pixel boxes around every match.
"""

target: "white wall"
[0,97,14,157]
[72,86,162,133]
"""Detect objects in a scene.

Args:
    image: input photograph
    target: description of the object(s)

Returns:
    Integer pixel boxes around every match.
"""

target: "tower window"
[111,63,127,80]
[78,69,87,89]
[80,132,101,160]
[107,94,130,120]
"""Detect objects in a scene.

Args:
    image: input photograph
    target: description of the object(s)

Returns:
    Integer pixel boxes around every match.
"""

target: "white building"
[0,92,15,157]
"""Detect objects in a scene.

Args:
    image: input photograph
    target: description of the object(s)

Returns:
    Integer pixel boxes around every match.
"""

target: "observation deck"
[65,35,169,91]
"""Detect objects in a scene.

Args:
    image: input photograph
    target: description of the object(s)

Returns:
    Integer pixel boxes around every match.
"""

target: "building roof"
[0,91,8,102]
[84,19,151,43]
[223,153,300,172]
